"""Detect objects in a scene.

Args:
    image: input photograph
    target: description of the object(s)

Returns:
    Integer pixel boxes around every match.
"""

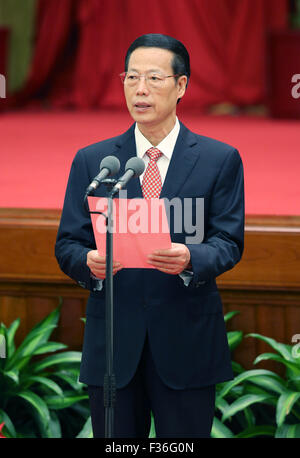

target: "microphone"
[86,155,120,195]
[111,157,145,196]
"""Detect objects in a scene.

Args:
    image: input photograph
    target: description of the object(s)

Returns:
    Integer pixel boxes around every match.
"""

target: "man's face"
[124,47,187,131]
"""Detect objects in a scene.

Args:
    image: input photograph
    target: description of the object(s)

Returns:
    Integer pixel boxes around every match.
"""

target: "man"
[55,33,244,438]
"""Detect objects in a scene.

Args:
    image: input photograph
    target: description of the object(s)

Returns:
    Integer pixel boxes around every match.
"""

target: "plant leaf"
[288,375,300,392]
[227,331,243,351]
[5,325,57,371]
[44,392,89,410]
[2,369,19,385]
[236,425,276,438]
[215,396,230,415]
[231,361,244,375]
[276,391,300,427]
[16,391,51,438]
[49,411,62,438]
[26,305,61,337]
[254,352,285,365]
[32,342,68,355]
[221,394,272,422]
[247,333,294,362]
[76,416,93,438]
[211,417,234,438]
[224,311,240,323]
[254,352,300,376]
[0,409,17,438]
[23,376,64,396]
[6,306,61,370]
[249,375,286,394]
[31,351,82,373]
[242,383,277,403]
[148,412,156,438]
[53,371,82,391]
[0,322,7,338]
[5,318,20,359]
[16,305,60,350]
[275,423,300,438]
[244,407,255,428]
[218,369,285,398]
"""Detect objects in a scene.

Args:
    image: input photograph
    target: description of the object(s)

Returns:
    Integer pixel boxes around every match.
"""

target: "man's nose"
[136,76,149,95]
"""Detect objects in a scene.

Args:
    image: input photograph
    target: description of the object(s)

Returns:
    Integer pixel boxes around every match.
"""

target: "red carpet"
[1,109,299,215]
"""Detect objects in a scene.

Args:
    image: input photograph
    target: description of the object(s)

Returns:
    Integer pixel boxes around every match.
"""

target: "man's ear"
[176,75,188,104]
[177,75,187,99]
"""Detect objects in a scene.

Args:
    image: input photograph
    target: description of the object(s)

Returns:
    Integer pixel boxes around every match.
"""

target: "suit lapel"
[113,122,200,200]
[113,124,143,198]
[160,122,199,199]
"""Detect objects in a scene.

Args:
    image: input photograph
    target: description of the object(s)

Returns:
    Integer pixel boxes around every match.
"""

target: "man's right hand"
[87,250,123,279]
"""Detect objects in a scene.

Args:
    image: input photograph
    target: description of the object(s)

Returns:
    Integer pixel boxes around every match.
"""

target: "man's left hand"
[148,243,191,275]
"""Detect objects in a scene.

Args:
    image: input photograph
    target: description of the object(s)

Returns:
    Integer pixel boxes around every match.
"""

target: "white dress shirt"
[91,117,193,290]
[134,117,193,287]
[135,116,180,186]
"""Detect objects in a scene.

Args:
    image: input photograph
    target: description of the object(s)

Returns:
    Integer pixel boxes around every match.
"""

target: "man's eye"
[150,75,162,81]
[127,75,138,80]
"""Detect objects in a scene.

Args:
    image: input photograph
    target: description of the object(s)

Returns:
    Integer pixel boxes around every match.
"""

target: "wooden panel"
[0,284,87,350]
[0,208,67,282]
[221,292,258,370]
[1,209,300,288]
[221,289,300,371]
[219,231,300,289]
[219,215,300,289]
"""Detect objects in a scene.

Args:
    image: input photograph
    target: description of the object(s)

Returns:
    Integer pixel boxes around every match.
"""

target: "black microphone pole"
[85,157,145,438]
[84,156,119,438]
[88,178,117,438]
[103,157,145,437]
[104,185,116,438]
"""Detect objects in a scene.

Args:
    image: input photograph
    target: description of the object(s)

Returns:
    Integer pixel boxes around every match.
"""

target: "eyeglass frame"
[119,71,184,86]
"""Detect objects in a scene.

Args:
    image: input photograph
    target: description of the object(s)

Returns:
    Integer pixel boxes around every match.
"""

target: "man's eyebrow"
[128,68,163,73]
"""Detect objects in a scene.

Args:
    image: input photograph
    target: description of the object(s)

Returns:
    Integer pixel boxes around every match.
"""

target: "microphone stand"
[84,158,144,437]
[84,178,117,438]
[104,180,116,439]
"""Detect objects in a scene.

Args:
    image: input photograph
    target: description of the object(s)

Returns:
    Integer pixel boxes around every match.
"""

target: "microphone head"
[125,157,145,177]
[100,155,120,176]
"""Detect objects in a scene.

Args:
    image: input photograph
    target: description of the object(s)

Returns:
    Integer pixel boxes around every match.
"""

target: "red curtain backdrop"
[7,0,288,111]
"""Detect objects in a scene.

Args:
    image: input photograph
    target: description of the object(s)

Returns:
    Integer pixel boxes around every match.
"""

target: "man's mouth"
[134,102,152,110]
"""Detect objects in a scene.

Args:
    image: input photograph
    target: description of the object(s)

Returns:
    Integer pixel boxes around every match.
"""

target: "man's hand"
[87,250,123,279]
[147,243,191,275]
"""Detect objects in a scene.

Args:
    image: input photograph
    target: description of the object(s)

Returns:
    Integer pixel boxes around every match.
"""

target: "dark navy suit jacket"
[55,122,244,389]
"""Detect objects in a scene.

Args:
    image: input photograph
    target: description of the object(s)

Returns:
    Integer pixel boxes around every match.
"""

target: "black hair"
[125,33,190,102]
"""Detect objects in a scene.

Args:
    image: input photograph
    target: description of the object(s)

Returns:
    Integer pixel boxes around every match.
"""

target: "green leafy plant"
[0,304,89,438]
[75,311,300,439]
[3,306,299,439]
[291,0,300,28]
[212,314,300,438]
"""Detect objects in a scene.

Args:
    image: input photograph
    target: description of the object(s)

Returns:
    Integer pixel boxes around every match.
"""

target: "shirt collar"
[135,117,180,160]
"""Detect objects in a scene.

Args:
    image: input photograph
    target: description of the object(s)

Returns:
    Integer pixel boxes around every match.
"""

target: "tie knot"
[146,147,163,162]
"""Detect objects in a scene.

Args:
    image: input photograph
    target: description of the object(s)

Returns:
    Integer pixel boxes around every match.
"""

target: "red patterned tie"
[142,147,163,199]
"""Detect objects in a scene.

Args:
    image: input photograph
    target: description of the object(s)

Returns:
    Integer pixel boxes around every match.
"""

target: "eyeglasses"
[119,72,182,89]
